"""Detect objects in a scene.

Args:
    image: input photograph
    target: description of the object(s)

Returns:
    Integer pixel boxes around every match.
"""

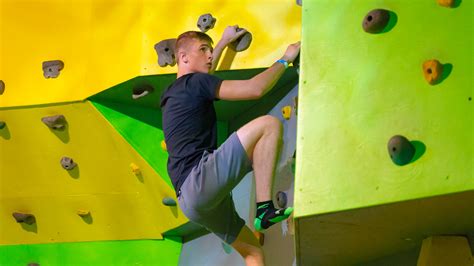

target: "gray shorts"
[177,132,253,244]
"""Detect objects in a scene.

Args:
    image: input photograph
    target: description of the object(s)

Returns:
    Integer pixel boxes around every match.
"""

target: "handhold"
[161,140,167,151]
[387,135,416,166]
[28,263,40,266]
[0,80,4,95]
[132,85,154,100]
[422,59,443,85]
[197,13,216,32]
[276,191,288,208]
[253,231,264,246]
[130,163,141,176]
[77,210,90,217]
[437,0,454,7]
[296,0,302,6]
[229,28,252,52]
[12,212,36,225]
[60,157,77,170]
[42,60,64,78]
[41,115,67,130]
[162,197,177,206]
[154,39,177,67]
[281,106,292,120]
[362,9,390,33]
[0,121,6,129]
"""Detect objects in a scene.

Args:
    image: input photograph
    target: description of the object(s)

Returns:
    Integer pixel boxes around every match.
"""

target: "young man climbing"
[160,25,300,266]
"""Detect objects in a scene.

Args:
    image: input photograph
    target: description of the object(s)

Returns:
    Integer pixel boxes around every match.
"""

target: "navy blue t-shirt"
[160,73,222,193]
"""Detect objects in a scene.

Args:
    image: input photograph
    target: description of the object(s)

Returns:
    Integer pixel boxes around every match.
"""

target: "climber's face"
[177,38,214,74]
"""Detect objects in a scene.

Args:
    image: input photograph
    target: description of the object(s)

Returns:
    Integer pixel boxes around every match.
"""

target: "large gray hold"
[42,60,64,78]
[12,212,36,225]
[362,9,390,34]
[0,80,5,95]
[154,39,177,67]
[61,156,77,170]
[42,115,67,130]
[197,13,216,32]
[229,28,252,52]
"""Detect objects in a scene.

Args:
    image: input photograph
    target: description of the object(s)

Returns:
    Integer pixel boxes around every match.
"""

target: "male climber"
[160,25,300,266]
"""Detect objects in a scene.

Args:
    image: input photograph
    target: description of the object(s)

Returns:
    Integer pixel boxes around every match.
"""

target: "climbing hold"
[130,163,141,176]
[197,13,216,32]
[229,28,252,52]
[387,135,415,166]
[422,59,443,85]
[161,140,167,151]
[437,0,454,7]
[77,210,90,217]
[42,60,64,78]
[132,85,154,100]
[276,191,288,208]
[362,9,390,33]
[12,212,36,225]
[293,52,300,74]
[293,96,298,116]
[0,121,6,129]
[0,80,4,95]
[282,106,292,120]
[154,39,177,67]
[162,197,177,206]
[296,0,302,6]
[253,231,265,246]
[28,263,40,266]
[60,157,77,170]
[41,115,67,130]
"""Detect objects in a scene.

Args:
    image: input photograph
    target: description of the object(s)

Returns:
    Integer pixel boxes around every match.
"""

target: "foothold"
[296,0,302,6]
[229,28,252,52]
[387,135,416,166]
[130,163,141,176]
[0,121,6,129]
[132,85,154,100]
[282,106,292,120]
[438,0,454,7]
[253,231,265,246]
[28,263,40,266]
[161,140,167,151]
[42,60,64,78]
[61,157,77,170]
[276,191,288,208]
[362,9,390,33]
[197,13,216,32]
[77,210,90,217]
[0,80,4,95]
[41,115,67,130]
[162,197,177,206]
[154,39,177,67]
[12,212,36,225]
[423,59,443,85]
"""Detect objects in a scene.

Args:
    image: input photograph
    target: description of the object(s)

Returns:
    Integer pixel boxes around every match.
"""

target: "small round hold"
[362,9,390,33]
[422,59,443,85]
[162,197,177,206]
[437,0,454,7]
[0,121,6,129]
[0,80,5,95]
[61,156,77,170]
[387,135,415,166]
[229,29,252,52]
[276,191,288,208]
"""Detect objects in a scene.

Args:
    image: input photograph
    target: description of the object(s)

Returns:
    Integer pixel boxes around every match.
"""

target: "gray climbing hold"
[276,191,288,208]
[41,115,67,130]
[362,9,390,34]
[60,157,77,170]
[229,28,252,52]
[197,13,216,32]
[162,197,177,206]
[0,80,5,95]
[42,60,64,78]
[12,212,36,225]
[0,121,6,129]
[132,85,154,100]
[28,263,40,266]
[154,39,177,67]
[387,135,415,166]
[296,0,302,6]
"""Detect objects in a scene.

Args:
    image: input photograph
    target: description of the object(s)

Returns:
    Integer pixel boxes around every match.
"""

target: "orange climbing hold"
[422,59,443,85]
[282,106,292,120]
[130,163,141,176]
[437,0,454,7]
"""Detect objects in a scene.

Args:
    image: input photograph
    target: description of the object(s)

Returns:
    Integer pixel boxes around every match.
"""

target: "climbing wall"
[295,0,473,264]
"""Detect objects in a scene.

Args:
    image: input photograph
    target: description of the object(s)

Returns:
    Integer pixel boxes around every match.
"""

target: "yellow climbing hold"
[130,163,141,175]
[77,210,90,217]
[161,140,167,151]
[282,106,292,120]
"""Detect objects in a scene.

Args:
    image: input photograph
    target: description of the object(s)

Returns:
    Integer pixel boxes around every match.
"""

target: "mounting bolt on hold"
[0,80,5,95]
[438,0,454,7]
[132,85,154,100]
[154,39,177,67]
[162,197,177,206]
[197,13,216,32]
[12,212,36,225]
[42,60,64,78]
[61,157,77,170]
[41,115,67,130]
[229,28,252,52]
[387,135,416,166]
[423,59,443,85]
[362,9,390,33]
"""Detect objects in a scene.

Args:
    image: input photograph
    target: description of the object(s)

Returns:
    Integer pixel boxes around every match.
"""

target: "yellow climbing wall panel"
[0,101,187,245]
[0,0,301,107]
